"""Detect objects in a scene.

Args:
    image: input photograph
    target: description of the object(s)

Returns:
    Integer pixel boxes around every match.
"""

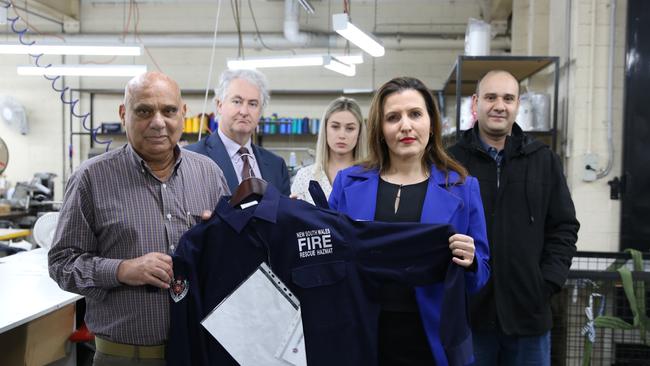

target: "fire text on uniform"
[296,228,333,258]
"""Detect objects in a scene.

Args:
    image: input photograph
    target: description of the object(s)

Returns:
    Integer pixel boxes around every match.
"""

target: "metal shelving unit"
[67,88,368,147]
[65,88,371,171]
[442,55,560,151]
[67,88,222,150]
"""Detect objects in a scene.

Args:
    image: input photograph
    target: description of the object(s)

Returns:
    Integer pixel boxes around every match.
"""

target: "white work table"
[0,248,82,334]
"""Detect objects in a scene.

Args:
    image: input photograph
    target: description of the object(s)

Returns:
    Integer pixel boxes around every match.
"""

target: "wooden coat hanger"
[229,177,268,207]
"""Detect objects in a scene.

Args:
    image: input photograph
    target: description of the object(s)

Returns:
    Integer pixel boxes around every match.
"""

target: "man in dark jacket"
[448,70,579,365]
[185,69,290,195]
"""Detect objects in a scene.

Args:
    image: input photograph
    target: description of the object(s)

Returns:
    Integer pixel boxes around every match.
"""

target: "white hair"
[214,69,270,112]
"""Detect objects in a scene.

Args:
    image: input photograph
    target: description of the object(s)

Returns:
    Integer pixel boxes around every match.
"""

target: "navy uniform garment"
[168,184,470,366]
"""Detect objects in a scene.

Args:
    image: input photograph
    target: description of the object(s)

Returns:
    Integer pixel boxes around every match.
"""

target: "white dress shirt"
[218,129,262,183]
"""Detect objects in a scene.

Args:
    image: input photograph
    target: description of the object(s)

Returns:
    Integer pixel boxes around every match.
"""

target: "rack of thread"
[257,114,320,136]
[183,113,321,138]
[184,114,215,134]
[66,88,341,169]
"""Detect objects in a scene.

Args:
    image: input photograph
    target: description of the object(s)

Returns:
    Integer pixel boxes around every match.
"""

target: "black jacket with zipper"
[448,123,579,335]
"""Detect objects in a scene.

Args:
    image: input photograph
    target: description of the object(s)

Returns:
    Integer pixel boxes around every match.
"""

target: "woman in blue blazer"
[329,77,490,366]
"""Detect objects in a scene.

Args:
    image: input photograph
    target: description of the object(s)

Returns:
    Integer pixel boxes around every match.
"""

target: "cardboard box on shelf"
[0,304,75,366]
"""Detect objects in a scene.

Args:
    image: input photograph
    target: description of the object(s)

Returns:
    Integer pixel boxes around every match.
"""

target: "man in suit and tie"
[186,69,290,195]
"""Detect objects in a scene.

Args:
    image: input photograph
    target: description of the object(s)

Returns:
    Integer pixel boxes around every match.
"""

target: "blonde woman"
[291,97,367,203]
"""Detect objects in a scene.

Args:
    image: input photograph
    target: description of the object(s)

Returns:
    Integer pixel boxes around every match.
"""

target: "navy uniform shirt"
[168,184,471,366]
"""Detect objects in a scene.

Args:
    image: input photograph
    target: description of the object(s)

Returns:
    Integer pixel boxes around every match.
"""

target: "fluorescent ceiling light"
[324,56,356,77]
[343,88,373,94]
[227,53,364,70]
[335,54,364,65]
[228,55,325,69]
[17,64,147,77]
[333,13,385,57]
[0,44,142,56]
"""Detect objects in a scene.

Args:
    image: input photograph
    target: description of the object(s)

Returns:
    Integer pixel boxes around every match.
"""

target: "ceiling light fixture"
[335,54,364,65]
[343,88,374,94]
[324,56,356,77]
[227,53,364,70]
[228,55,325,69]
[333,13,385,57]
[0,44,142,56]
[17,64,147,77]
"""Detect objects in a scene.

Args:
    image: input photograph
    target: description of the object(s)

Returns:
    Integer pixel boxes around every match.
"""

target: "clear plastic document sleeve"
[200,262,306,366]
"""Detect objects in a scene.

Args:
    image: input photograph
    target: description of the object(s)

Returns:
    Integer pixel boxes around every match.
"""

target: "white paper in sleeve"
[200,262,304,366]
[274,308,307,366]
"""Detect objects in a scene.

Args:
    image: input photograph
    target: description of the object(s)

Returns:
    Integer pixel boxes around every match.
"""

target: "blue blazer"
[185,133,291,196]
[329,165,490,366]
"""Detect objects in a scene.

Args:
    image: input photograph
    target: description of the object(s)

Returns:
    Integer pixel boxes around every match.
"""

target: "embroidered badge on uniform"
[296,227,334,258]
[169,276,189,303]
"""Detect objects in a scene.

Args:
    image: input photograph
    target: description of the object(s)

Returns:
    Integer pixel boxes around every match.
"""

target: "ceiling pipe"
[0,32,510,50]
[283,0,319,45]
[1,0,510,51]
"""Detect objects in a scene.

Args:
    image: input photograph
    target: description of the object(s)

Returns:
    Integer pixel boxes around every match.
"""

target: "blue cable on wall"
[3,3,112,152]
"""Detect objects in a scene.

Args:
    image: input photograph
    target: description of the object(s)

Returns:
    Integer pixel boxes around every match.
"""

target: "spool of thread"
[192,116,200,133]
[291,119,296,135]
[209,114,218,132]
[197,114,209,133]
[310,119,319,135]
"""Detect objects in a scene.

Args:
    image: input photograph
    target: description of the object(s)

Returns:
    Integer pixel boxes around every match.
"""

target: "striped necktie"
[238,147,254,180]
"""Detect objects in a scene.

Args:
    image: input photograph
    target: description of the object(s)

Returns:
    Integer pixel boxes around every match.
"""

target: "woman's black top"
[375,177,435,365]
[375,177,429,311]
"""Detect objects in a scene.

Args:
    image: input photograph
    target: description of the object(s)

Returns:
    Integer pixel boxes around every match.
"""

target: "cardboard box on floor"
[0,304,74,366]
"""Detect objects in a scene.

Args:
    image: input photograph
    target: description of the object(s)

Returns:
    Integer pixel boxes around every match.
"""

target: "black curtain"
[621,0,650,250]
